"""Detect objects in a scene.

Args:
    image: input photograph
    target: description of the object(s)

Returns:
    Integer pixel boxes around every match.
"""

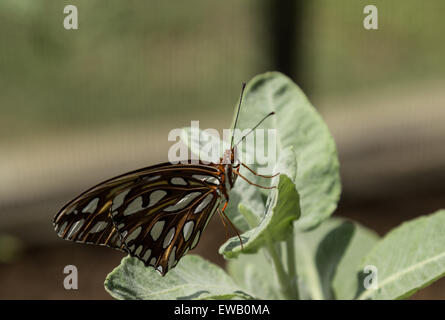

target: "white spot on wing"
[191,230,201,249]
[67,219,85,239]
[67,209,78,215]
[148,190,167,208]
[124,196,143,216]
[112,189,130,211]
[135,245,143,257]
[164,192,201,212]
[142,249,151,261]
[90,221,108,233]
[171,177,187,185]
[149,257,156,266]
[150,221,165,241]
[126,226,142,243]
[57,221,68,236]
[204,205,217,230]
[168,246,176,270]
[82,198,99,213]
[145,175,161,182]
[157,266,163,275]
[192,175,220,185]
[183,221,194,241]
[163,227,175,248]
[194,194,214,213]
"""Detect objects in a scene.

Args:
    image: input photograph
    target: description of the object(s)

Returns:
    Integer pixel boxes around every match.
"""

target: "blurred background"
[1,0,444,299]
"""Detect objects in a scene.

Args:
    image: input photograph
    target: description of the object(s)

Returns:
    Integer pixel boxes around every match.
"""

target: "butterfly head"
[222,146,239,166]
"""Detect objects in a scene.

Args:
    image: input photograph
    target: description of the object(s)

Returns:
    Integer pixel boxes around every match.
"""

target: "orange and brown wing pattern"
[53,162,222,275]
[113,187,222,275]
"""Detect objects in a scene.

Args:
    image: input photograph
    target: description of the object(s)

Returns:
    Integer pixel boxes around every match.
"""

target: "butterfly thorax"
[219,147,239,194]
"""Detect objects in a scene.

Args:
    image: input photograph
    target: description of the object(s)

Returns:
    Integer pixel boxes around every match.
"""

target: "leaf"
[105,255,253,300]
[224,178,265,233]
[219,148,300,258]
[357,209,445,300]
[227,248,283,300]
[332,221,379,299]
[228,146,298,233]
[219,173,300,258]
[219,173,299,258]
[294,218,379,300]
[180,72,340,232]
[231,72,341,230]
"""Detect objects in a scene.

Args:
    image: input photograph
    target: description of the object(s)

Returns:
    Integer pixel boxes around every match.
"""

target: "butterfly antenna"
[235,111,275,147]
[231,82,246,148]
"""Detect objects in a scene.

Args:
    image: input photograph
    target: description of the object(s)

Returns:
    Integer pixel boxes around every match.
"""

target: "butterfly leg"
[220,200,244,250]
[216,207,230,240]
[235,169,277,190]
[241,162,280,178]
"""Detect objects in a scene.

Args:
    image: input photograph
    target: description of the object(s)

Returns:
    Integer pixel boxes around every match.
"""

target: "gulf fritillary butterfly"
[53,84,277,276]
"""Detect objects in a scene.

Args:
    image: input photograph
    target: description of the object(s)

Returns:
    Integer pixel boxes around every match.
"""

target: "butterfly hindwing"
[109,170,223,274]
[115,189,222,274]
[53,162,223,275]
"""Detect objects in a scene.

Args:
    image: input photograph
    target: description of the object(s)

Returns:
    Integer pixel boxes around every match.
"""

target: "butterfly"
[53,83,277,276]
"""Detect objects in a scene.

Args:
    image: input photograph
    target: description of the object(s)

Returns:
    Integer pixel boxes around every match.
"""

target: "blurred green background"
[1,0,445,299]
[2,0,444,140]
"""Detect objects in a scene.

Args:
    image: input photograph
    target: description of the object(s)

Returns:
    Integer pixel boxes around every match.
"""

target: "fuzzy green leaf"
[227,248,283,299]
[331,221,379,299]
[218,147,300,258]
[357,209,445,300]
[181,72,340,231]
[294,218,379,300]
[105,255,253,300]
[226,217,378,300]
[219,173,300,258]
[230,72,341,230]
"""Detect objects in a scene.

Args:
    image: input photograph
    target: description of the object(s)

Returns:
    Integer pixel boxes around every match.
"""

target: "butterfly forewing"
[53,162,223,275]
